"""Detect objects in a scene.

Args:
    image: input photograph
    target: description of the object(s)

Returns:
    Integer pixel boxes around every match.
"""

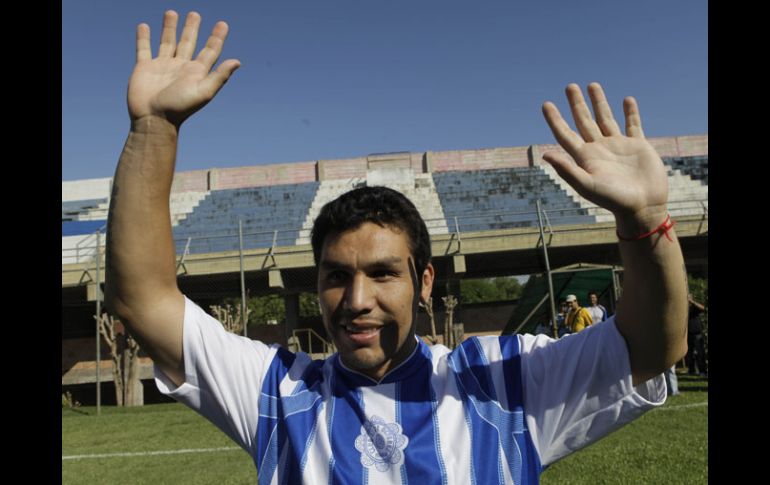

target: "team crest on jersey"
[354,415,409,472]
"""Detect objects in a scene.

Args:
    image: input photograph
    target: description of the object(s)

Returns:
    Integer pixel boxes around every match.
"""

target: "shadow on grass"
[677,374,709,393]
[62,407,91,416]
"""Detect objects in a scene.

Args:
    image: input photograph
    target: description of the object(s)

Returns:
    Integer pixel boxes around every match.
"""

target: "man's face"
[590,294,598,306]
[568,299,578,310]
[318,222,434,381]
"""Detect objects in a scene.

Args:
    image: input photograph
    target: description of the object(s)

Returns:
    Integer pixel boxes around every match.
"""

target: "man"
[686,293,708,376]
[587,291,609,324]
[564,294,593,333]
[104,11,688,483]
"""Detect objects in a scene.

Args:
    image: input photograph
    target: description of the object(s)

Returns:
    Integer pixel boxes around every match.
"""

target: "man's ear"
[420,263,435,303]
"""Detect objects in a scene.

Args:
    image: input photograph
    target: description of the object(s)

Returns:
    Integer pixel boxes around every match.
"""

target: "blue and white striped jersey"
[155,297,666,484]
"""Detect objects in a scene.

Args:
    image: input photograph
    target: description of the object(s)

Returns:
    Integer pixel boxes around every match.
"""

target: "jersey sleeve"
[153,295,279,455]
[519,315,666,466]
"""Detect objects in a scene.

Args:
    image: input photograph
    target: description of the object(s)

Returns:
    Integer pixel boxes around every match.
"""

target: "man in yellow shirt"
[565,294,593,333]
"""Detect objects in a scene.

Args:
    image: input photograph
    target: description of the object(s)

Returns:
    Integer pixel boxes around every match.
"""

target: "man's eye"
[372,270,397,280]
[326,270,347,283]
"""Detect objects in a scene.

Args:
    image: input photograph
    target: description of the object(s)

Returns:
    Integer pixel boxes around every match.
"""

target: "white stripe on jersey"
[430,345,472,485]
[358,383,402,484]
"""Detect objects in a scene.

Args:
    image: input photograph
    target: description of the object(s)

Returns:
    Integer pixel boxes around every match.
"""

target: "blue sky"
[62,0,707,181]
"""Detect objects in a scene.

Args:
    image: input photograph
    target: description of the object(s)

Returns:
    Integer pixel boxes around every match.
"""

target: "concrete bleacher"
[60,191,210,263]
[61,198,108,221]
[62,135,708,261]
[172,182,319,254]
[538,156,708,223]
[433,166,595,232]
[170,191,210,226]
[663,155,708,185]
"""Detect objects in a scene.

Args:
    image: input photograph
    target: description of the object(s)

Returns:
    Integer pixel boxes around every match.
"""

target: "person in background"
[686,293,708,377]
[564,294,593,333]
[587,290,609,323]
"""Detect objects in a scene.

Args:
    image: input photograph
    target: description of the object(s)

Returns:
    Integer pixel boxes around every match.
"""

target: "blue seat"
[172,182,319,254]
[433,167,593,231]
[662,155,708,185]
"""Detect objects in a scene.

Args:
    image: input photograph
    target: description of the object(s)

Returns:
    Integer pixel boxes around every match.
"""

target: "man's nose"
[344,273,375,313]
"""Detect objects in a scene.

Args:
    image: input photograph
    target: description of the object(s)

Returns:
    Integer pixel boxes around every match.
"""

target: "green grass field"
[62,373,707,484]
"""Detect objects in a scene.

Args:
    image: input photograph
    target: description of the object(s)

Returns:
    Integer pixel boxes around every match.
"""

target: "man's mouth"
[344,325,381,334]
[340,322,383,343]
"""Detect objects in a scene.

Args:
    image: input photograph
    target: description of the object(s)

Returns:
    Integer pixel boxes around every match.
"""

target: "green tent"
[502,263,623,335]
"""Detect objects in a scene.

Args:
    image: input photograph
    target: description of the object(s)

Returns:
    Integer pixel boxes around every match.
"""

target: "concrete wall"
[429,146,530,172]
[62,177,112,201]
[63,134,707,195]
[529,135,709,167]
[170,169,209,192]
[62,337,111,373]
[318,156,368,180]
[210,161,317,190]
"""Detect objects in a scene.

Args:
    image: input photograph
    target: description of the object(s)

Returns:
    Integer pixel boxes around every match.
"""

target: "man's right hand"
[127,10,241,128]
[107,10,240,387]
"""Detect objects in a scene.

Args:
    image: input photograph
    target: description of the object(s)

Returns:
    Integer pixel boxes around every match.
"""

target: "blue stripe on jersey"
[428,386,449,485]
[450,341,504,484]
[498,336,522,407]
[499,335,542,483]
[256,348,296,484]
[328,376,365,485]
[328,458,336,485]
[468,336,498,401]
[397,344,443,484]
[326,371,337,485]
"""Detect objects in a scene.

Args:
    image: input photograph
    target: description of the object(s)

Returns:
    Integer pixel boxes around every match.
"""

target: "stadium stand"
[62,135,708,405]
[62,138,708,265]
[433,166,595,232]
[171,182,320,254]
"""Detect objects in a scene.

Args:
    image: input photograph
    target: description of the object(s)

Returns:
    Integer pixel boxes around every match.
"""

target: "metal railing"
[62,198,708,268]
[63,225,106,264]
[291,328,335,358]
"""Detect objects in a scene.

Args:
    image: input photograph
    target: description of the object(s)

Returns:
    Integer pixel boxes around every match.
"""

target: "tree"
[420,297,438,344]
[247,295,285,325]
[460,277,523,303]
[210,303,251,334]
[299,293,321,317]
[96,312,142,406]
[442,295,458,348]
[220,295,285,326]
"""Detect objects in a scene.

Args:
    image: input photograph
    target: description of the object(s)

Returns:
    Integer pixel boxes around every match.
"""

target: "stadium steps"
[294,170,449,245]
[170,190,210,226]
[539,162,708,222]
[433,167,595,232]
[171,183,319,254]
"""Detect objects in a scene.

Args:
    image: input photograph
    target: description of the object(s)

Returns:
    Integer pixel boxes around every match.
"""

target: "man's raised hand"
[541,83,669,235]
[127,10,241,127]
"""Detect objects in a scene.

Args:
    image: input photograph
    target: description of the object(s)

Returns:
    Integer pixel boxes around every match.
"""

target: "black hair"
[311,186,432,275]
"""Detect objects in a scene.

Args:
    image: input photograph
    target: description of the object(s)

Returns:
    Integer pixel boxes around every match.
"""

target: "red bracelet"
[617,214,676,242]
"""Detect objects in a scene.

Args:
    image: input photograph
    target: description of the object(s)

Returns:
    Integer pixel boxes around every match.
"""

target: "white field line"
[62,446,241,461]
[655,402,708,412]
[63,402,708,461]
